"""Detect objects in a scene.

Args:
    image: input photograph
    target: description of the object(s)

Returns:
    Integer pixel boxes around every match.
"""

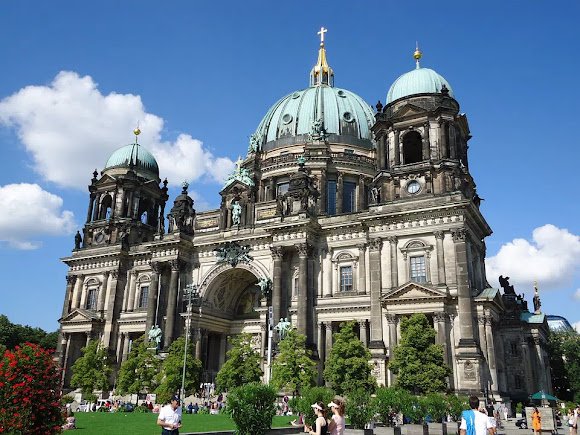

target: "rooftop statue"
[223,156,255,189]
[499,275,516,295]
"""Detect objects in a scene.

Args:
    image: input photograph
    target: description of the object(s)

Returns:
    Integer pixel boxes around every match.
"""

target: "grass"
[73,412,295,435]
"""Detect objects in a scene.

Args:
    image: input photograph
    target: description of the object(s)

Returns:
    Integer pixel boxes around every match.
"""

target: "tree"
[116,335,161,397]
[70,339,112,395]
[346,388,374,429]
[226,382,277,435]
[271,329,316,396]
[549,330,580,402]
[373,387,413,426]
[0,343,64,434]
[323,320,376,395]
[155,337,202,404]
[389,313,451,395]
[216,333,262,392]
[0,314,58,350]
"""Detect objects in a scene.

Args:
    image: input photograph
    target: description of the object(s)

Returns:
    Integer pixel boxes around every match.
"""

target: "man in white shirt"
[460,396,493,435]
[157,395,182,435]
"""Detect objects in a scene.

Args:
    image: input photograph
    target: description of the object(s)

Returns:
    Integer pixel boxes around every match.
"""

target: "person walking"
[305,402,328,435]
[327,399,345,435]
[460,396,493,435]
[531,407,541,435]
[568,408,577,435]
[157,395,182,435]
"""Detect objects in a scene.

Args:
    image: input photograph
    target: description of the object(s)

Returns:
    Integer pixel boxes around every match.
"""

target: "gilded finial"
[133,122,141,144]
[310,26,334,87]
[414,42,422,69]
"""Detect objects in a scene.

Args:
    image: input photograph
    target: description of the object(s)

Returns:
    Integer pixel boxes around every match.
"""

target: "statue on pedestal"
[275,318,292,340]
[147,325,162,350]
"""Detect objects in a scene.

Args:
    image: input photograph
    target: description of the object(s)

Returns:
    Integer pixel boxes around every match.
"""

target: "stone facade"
[57,40,551,403]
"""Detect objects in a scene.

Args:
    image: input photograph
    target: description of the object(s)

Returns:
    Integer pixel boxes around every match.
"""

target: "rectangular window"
[86,288,98,310]
[343,181,356,213]
[138,285,149,309]
[410,256,427,283]
[277,182,289,198]
[326,180,337,215]
[340,266,353,292]
[294,276,299,296]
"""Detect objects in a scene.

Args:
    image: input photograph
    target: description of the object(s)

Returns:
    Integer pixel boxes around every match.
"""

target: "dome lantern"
[309,26,334,87]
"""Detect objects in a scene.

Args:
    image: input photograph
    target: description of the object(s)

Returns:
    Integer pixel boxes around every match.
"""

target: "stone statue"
[148,325,162,350]
[257,277,272,299]
[533,282,541,313]
[370,186,380,204]
[275,317,292,340]
[231,201,242,226]
[74,230,82,249]
[499,275,515,295]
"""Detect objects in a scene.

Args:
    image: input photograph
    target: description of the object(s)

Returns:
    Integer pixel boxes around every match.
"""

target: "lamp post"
[181,283,200,402]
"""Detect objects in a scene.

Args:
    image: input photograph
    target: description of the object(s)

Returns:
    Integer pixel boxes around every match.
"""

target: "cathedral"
[57,29,552,404]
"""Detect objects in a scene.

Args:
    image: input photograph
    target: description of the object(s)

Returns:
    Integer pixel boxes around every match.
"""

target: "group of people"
[305,398,346,435]
[568,406,579,435]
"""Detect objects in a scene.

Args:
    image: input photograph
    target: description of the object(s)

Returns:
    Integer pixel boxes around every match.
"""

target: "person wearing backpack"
[460,396,493,435]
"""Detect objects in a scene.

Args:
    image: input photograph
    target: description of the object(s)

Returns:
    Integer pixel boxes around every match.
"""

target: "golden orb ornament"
[413,48,422,60]
[133,127,141,136]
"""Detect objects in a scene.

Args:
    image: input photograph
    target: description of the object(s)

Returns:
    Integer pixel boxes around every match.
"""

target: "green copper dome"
[104,144,159,179]
[387,67,453,104]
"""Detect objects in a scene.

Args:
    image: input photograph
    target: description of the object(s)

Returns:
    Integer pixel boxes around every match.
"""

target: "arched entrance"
[195,263,267,382]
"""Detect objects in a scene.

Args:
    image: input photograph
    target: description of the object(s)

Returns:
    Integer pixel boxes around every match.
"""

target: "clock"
[94,231,105,244]
[406,180,421,194]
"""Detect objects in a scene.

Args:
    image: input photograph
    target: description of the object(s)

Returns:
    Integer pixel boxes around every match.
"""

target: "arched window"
[402,131,423,164]
[86,287,98,310]
[99,194,113,220]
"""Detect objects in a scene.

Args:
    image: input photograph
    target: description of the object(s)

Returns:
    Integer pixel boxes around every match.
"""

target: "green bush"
[226,382,277,435]
[445,394,468,421]
[346,388,374,429]
[401,395,427,423]
[373,387,413,426]
[134,405,151,413]
[290,386,335,427]
[424,393,447,422]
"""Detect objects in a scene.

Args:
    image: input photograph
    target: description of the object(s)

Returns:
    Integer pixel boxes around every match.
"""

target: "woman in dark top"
[306,402,328,435]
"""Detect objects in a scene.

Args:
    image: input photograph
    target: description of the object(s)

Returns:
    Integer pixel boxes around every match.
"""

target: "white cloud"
[573,321,580,333]
[574,289,580,301]
[0,71,234,189]
[485,224,580,290]
[0,183,76,249]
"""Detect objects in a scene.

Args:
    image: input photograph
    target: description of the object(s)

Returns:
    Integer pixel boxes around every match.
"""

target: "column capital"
[476,315,487,326]
[385,313,397,324]
[434,231,445,240]
[451,227,467,242]
[368,238,383,251]
[357,243,367,252]
[434,312,447,323]
[386,235,398,245]
[447,313,456,322]
[150,261,164,274]
[270,246,284,260]
[325,323,333,331]
[169,259,183,272]
[130,270,139,278]
[66,275,77,285]
[110,270,119,279]
[297,243,312,258]
[103,270,111,278]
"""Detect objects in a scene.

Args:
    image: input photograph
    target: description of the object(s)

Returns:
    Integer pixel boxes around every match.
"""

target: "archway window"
[138,285,149,309]
[99,194,113,220]
[86,287,98,310]
[340,266,353,292]
[342,181,356,213]
[402,131,423,164]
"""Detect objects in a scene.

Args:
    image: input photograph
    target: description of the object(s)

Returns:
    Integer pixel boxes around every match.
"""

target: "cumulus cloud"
[0,71,234,189]
[573,321,580,334]
[486,224,580,290]
[0,183,76,249]
[574,289,580,301]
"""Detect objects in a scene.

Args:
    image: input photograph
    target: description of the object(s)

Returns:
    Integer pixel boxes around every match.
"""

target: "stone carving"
[451,228,466,242]
[533,282,541,313]
[385,313,397,324]
[214,241,253,267]
[248,133,261,153]
[231,201,242,226]
[223,158,255,189]
[270,246,284,260]
[147,324,162,350]
[369,238,383,251]
[277,157,320,217]
[498,275,515,295]
[297,243,311,257]
[370,186,380,204]
[257,277,272,299]
[275,318,292,340]
[309,117,328,141]
[66,275,77,286]
[434,231,445,240]
[167,182,196,235]
[74,231,82,249]
[463,360,476,381]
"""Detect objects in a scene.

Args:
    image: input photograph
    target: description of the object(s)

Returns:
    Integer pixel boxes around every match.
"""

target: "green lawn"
[73,412,295,435]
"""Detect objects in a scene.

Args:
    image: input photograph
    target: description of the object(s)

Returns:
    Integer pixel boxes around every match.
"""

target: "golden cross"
[317,26,327,44]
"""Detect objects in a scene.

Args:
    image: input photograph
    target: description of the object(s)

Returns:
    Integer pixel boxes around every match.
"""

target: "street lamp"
[181,283,200,401]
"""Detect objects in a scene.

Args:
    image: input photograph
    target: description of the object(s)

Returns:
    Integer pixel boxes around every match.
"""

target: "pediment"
[382,281,447,303]
[60,308,102,323]
[392,103,427,118]
[93,173,117,186]
[220,180,252,195]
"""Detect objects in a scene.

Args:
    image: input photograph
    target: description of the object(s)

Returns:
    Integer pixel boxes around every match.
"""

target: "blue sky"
[0,1,578,332]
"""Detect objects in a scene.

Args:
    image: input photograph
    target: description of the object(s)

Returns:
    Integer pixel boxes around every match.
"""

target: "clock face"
[94,232,105,244]
[407,180,421,194]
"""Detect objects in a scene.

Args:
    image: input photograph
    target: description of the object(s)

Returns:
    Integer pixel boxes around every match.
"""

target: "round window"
[292,92,301,99]
[282,113,293,124]
[406,180,421,194]
[337,90,346,98]
[343,112,354,122]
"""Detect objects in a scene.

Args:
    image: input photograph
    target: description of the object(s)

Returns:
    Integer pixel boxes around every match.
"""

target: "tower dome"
[250,28,376,151]
[386,46,454,104]
[103,129,159,180]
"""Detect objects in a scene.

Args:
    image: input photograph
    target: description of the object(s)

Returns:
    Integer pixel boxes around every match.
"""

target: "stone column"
[268,178,276,201]
[451,228,478,349]
[387,236,398,289]
[296,243,310,341]
[271,246,284,322]
[360,319,368,347]
[62,275,77,318]
[448,313,458,389]
[439,121,448,159]
[317,322,324,361]
[164,259,182,349]
[336,173,343,214]
[434,312,447,352]
[319,170,326,215]
[260,325,267,358]
[386,314,398,384]
[60,333,71,388]
[323,249,333,297]
[521,338,535,393]
[92,193,101,221]
[358,175,365,211]
[126,271,138,312]
[394,130,400,165]
[434,231,446,286]
[368,238,384,349]
[219,334,227,368]
[194,328,202,360]
[86,194,95,223]
[357,244,367,295]
[422,121,431,160]
[71,275,84,310]
[103,270,120,348]
[485,316,499,394]
[378,135,386,170]
[325,323,333,361]
[477,315,488,376]
[145,262,163,332]
[97,271,110,312]
[122,332,130,362]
